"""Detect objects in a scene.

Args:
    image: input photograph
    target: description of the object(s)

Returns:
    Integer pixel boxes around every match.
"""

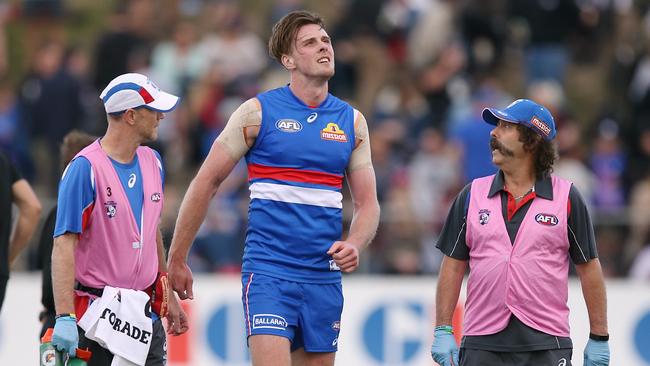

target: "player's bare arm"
[327,112,379,272]
[51,232,78,314]
[575,258,609,337]
[167,98,261,299]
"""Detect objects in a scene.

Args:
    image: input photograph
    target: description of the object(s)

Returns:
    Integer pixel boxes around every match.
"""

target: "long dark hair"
[517,125,557,178]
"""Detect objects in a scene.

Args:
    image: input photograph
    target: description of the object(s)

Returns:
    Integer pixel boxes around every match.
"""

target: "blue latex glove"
[584,338,610,366]
[431,326,459,366]
[52,316,78,357]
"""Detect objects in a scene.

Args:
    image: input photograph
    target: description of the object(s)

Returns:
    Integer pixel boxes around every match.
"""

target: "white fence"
[1,274,648,365]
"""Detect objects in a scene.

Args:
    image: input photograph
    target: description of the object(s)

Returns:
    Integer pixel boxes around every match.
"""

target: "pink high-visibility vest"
[464,174,571,337]
[73,140,163,291]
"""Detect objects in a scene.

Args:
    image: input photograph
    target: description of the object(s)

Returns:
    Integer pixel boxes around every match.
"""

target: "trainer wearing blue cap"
[431,99,610,365]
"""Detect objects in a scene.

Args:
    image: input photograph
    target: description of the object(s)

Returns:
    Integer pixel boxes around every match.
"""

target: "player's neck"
[288,76,329,107]
[101,127,140,164]
[501,162,536,194]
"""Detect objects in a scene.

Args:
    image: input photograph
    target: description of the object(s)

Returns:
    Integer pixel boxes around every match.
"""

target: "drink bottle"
[40,328,63,366]
[65,348,92,365]
[40,327,93,365]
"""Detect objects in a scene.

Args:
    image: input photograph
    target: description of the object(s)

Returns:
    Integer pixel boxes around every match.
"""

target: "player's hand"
[167,258,194,300]
[52,315,78,357]
[430,325,459,366]
[165,293,189,336]
[327,241,360,272]
[584,338,609,365]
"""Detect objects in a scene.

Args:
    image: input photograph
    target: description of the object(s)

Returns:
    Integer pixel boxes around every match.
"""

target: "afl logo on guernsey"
[321,123,348,142]
[276,119,302,133]
[535,213,559,226]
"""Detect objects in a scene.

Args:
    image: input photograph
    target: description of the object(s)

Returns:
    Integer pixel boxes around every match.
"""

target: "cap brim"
[482,108,521,126]
[146,91,180,112]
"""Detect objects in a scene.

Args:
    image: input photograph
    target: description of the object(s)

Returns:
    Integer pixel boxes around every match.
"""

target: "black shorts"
[78,318,167,366]
[459,347,573,366]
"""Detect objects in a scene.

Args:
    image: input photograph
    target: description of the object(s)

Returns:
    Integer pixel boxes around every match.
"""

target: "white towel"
[78,286,153,366]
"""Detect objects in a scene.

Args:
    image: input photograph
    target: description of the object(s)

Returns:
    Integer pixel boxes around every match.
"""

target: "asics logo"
[128,173,137,188]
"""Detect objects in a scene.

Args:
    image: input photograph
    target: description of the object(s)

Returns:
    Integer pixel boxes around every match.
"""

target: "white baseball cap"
[99,73,179,114]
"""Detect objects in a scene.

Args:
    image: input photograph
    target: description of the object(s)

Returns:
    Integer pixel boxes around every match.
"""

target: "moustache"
[490,138,514,157]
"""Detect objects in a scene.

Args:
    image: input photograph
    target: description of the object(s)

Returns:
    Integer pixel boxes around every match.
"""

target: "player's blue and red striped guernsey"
[243,86,356,283]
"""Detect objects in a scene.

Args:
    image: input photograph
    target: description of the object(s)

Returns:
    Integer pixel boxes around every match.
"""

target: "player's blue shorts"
[241,272,343,352]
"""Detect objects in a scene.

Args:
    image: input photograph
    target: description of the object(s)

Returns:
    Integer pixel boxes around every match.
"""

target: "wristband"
[435,325,454,334]
[55,313,77,320]
[589,332,609,341]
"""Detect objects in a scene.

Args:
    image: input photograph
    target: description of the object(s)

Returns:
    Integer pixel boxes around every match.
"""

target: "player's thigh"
[297,282,343,353]
[291,348,335,366]
[241,273,300,342]
[249,334,291,366]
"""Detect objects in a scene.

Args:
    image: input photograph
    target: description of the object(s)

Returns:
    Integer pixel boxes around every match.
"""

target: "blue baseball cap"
[482,99,556,141]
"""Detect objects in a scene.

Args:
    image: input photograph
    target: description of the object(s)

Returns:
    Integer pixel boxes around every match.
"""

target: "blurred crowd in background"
[2,0,650,278]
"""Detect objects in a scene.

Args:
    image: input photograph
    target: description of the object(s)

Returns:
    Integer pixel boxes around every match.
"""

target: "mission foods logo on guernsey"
[252,314,288,330]
[535,213,559,226]
[531,116,551,137]
[276,119,302,133]
[321,123,348,142]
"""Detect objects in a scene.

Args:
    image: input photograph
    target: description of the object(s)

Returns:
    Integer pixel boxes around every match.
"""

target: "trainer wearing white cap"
[100,73,180,115]
[51,73,188,365]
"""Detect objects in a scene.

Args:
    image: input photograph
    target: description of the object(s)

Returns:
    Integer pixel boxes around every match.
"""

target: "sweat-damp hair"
[268,10,325,64]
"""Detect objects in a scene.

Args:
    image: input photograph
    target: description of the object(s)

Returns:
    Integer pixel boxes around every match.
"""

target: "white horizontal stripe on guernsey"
[249,182,343,209]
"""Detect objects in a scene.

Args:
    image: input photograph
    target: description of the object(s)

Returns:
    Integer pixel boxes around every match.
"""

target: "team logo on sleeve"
[535,213,559,226]
[321,123,348,142]
[478,209,490,225]
[105,201,117,218]
[151,192,161,202]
